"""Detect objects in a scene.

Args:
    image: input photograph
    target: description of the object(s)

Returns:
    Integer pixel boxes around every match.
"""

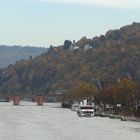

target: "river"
[0,102,139,140]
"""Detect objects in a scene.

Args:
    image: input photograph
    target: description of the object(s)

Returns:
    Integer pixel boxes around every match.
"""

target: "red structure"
[0,94,45,106]
[12,95,22,106]
[36,95,44,106]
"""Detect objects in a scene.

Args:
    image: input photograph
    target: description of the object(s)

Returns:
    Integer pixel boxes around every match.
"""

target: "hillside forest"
[0,23,140,114]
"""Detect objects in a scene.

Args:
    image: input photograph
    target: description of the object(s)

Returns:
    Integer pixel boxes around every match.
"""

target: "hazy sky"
[0,0,140,47]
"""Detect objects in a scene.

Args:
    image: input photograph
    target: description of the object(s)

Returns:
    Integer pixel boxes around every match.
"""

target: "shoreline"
[108,114,140,122]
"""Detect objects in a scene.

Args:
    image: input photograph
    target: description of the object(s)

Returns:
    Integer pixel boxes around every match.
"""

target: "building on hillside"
[69,40,79,51]
[99,80,117,92]
[84,44,92,51]
[94,79,117,93]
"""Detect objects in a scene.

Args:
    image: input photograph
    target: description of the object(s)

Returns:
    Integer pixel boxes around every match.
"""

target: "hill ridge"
[0,22,140,93]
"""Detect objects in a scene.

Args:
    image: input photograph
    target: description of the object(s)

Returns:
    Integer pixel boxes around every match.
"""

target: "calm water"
[0,102,139,140]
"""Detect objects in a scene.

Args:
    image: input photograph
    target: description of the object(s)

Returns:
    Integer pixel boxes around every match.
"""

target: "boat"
[71,103,79,111]
[77,100,94,117]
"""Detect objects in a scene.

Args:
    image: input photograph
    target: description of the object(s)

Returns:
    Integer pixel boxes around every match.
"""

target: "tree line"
[64,79,140,116]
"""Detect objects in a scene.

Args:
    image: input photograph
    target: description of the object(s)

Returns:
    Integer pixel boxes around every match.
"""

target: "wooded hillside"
[0,45,47,68]
[0,22,140,94]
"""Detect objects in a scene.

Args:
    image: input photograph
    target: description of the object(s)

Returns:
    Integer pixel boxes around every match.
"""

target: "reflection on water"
[129,128,140,133]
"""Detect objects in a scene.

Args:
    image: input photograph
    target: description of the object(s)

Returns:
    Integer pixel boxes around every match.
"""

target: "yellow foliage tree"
[69,82,97,101]
[111,79,136,106]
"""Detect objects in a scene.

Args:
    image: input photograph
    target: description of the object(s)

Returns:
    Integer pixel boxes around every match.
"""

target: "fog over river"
[0,102,139,140]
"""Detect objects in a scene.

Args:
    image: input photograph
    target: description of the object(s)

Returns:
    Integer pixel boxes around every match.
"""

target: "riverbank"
[94,112,140,122]
[121,116,140,122]
[108,114,140,122]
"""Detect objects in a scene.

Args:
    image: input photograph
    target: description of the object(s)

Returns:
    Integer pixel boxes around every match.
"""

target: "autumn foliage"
[0,22,140,101]
[68,82,97,101]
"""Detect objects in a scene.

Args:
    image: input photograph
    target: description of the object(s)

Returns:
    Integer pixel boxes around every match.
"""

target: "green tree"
[63,40,72,49]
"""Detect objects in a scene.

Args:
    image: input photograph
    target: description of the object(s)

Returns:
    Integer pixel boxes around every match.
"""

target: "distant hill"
[0,45,47,68]
[0,22,140,94]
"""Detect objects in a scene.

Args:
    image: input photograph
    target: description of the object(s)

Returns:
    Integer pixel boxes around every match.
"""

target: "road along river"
[0,102,139,140]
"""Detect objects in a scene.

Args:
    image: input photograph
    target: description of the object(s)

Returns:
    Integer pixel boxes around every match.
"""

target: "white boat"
[77,105,95,117]
[71,103,79,111]
[77,100,94,117]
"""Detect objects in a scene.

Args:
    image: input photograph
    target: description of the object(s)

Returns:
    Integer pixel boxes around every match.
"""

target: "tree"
[29,55,32,60]
[111,79,136,106]
[69,82,97,101]
[135,83,140,100]
[63,40,72,49]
